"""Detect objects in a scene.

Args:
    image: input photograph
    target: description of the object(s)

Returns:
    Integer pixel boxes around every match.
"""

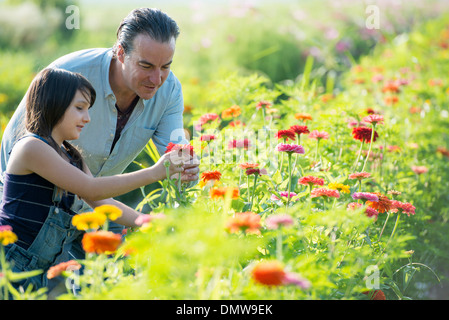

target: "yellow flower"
[72,211,107,231]
[328,182,350,194]
[0,93,8,104]
[0,226,18,246]
[94,204,122,221]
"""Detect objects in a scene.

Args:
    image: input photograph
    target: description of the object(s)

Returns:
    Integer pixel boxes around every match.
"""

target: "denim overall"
[5,182,84,291]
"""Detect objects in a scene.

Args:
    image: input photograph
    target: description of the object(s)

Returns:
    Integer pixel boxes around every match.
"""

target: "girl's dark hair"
[25,67,96,172]
[112,8,180,58]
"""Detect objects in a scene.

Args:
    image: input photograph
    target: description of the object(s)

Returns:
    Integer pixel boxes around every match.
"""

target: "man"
[0,8,198,264]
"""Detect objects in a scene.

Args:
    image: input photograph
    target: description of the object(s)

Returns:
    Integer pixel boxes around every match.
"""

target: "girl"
[0,68,190,291]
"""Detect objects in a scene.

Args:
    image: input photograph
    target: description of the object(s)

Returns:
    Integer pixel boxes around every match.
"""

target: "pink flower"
[298,175,325,186]
[135,213,166,226]
[347,202,379,219]
[245,168,268,176]
[271,191,298,201]
[411,165,428,175]
[276,143,305,154]
[265,214,294,230]
[390,200,416,216]
[256,100,272,110]
[348,172,371,180]
[228,138,251,149]
[200,134,217,142]
[351,192,379,202]
[363,114,384,126]
[308,130,329,140]
[282,272,311,289]
[311,188,340,198]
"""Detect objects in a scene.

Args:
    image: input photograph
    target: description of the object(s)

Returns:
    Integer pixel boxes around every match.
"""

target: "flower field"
[1,2,449,301]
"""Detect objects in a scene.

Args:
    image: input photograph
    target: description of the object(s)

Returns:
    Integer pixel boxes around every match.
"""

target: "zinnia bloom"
[197,113,219,126]
[311,188,340,198]
[221,105,241,119]
[201,170,222,183]
[47,260,81,279]
[328,182,350,194]
[294,113,313,122]
[276,143,305,154]
[228,120,245,127]
[351,192,379,202]
[0,225,18,246]
[363,290,386,300]
[366,192,392,213]
[199,134,217,142]
[226,212,261,234]
[94,204,122,221]
[298,175,325,187]
[228,138,251,149]
[238,162,259,169]
[82,231,122,254]
[384,95,399,105]
[308,130,329,140]
[276,129,296,141]
[255,100,271,110]
[210,187,239,200]
[352,127,378,143]
[72,211,107,231]
[363,114,384,126]
[347,202,378,219]
[251,260,310,289]
[135,213,166,227]
[390,200,416,216]
[271,191,298,201]
[245,168,267,176]
[289,125,310,136]
[348,172,371,180]
[411,165,428,175]
[265,214,294,230]
[165,142,195,157]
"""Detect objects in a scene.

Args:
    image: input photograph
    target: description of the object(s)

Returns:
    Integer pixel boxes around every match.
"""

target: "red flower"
[201,170,222,182]
[298,175,325,186]
[352,127,378,143]
[289,125,310,136]
[245,168,267,176]
[199,134,216,142]
[228,139,251,149]
[256,101,271,110]
[165,142,195,157]
[276,129,296,141]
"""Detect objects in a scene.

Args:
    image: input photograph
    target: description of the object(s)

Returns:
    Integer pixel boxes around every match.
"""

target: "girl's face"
[52,90,91,145]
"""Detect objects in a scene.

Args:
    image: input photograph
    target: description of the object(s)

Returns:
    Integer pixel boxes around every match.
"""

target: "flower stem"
[276,229,283,261]
[361,125,375,172]
[352,141,364,171]
[287,153,292,208]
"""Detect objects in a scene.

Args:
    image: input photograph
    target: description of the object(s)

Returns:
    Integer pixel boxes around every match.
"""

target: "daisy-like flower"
[197,113,219,126]
[47,260,81,280]
[347,202,379,219]
[352,127,378,143]
[210,187,240,200]
[271,191,298,201]
[199,134,217,142]
[94,204,122,221]
[225,212,261,235]
[298,175,325,187]
[328,182,350,194]
[265,214,294,230]
[363,114,384,126]
[228,138,251,149]
[366,192,392,213]
[165,142,195,157]
[82,230,122,254]
[311,188,340,198]
[251,260,310,289]
[308,130,329,140]
[411,165,428,175]
[0,225,18,246]
[221,105,241,119]
[255,100,272,110]
[289,125,310,136]
[348,172,371,180]
[351,192,379,202]
[294,113,313,122]
[238,162,260,169]
[201,170,222,183]
[276,129,296,141]
[276,143,305,154]
[72,211,107,231]
[245,168,267,176]
[390,200,416,216]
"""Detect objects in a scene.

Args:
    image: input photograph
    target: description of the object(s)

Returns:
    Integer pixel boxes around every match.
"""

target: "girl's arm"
[7,137,186,202]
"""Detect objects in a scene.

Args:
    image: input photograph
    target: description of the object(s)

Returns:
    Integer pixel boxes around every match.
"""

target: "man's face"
[118,34,175,100]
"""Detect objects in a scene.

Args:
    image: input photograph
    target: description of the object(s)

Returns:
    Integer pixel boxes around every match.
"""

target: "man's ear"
[117,44,126,64]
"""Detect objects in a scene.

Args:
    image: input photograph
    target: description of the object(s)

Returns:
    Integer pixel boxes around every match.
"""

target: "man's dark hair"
[112,8,180,57]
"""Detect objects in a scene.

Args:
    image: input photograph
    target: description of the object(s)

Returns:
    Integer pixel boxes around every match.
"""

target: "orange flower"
[221,105,241,119]
[366,192,392,213]
[294,113,313,122]
[363,290,386,300]
[210,187,239,200]
[228,120,245,128]
[251,261,286,286]
[384,95,399,105]
[201,170,222,182]
[238,162,260,169]
[47,260,81,279]
[226,212,261,234]
[82,231,122,254]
